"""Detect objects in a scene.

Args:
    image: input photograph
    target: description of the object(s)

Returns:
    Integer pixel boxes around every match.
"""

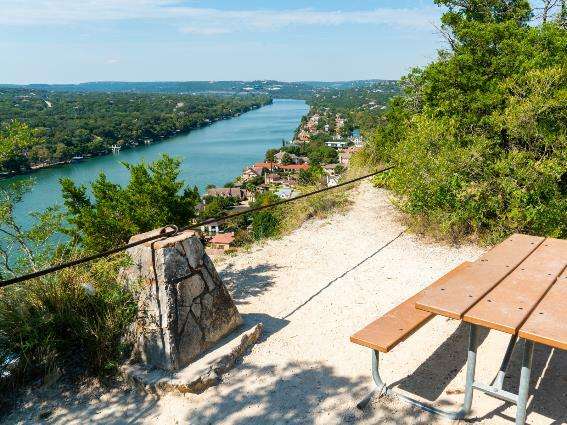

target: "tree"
[265,148,278,162]
[0,180,66,278]
[0,121,38,173]
[281,152,294,165]
[61,154,200,252]
[299,165,325,185]
[366,0,567,242]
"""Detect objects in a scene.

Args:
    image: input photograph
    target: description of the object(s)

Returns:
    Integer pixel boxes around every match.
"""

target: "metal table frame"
[357,323,535,424]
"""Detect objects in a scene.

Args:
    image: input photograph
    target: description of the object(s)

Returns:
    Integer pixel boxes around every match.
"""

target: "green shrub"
[0,254,138,385]
[365,2,567,243]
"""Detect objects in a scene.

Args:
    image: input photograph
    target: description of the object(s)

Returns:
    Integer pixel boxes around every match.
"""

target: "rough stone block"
[122,228,242,371]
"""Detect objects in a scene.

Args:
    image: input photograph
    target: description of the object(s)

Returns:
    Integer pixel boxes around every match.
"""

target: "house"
[200,220,221,234]
[253,162,277,172]
[265,173,282,185]
[208,232,235,251]
[242,166,263,181]
[297,130,310,142]
[279,163,309,172]
[206,187,248,201]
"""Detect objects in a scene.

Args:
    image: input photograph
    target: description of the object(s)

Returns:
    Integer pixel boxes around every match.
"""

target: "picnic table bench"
[351,234,567,425]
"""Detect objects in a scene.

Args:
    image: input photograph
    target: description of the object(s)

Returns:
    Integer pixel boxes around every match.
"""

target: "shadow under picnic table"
[390,322,490,401]
[485,343,567,424]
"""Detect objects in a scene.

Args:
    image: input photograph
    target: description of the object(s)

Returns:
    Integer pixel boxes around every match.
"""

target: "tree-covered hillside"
[0,80,388,99]
[364,0,567,242]
[0,90,271,173]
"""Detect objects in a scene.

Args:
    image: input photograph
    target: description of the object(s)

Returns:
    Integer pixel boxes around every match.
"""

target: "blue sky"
[1,1,449,84]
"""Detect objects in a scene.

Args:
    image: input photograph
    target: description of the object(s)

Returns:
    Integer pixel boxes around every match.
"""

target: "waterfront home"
[253,162,277,172]
[208,232,235,252]
[279,163,309,172]
[297,130,310,142]
[242,166,263,181]
[206,187,248,201]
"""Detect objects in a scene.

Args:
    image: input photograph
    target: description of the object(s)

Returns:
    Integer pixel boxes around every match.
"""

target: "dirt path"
[4,182,565,424]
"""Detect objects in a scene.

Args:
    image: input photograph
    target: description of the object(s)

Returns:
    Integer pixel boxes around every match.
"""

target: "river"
[2,99,309,229]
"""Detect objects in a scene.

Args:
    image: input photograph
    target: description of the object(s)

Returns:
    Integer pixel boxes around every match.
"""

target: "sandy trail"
[4,182,566,424]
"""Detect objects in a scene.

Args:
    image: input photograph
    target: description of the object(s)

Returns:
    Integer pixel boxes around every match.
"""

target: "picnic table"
[351,234,567,425]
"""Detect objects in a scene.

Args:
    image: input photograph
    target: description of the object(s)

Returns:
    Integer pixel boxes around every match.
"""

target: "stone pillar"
[122,228,242,371]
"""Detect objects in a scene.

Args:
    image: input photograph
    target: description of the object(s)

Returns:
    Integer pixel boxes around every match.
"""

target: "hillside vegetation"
[0,91,270,173]
[364,0,567,243]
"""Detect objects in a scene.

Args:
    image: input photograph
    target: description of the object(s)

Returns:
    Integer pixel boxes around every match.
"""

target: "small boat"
[71,156,84,162]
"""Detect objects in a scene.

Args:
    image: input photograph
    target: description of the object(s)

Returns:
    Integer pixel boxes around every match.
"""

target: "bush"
[0,254,138,386]
[364,3,567,243]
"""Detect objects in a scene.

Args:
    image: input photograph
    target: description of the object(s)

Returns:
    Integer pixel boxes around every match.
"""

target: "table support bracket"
[356,323,479,420]
[357,326,534,424]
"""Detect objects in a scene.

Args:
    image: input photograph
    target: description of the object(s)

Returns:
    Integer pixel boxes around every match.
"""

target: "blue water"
[1,99,309,229]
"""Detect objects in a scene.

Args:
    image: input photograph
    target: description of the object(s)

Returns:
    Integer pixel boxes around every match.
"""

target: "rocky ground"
[2,182,565,424]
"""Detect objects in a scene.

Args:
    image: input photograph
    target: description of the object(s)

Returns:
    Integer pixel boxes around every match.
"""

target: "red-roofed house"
[279,163,310,172]
[242,166,263,181]
[253,162,277,172]
[209,232,235,252]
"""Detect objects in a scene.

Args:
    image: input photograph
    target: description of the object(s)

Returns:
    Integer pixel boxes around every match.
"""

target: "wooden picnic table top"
[415,234,567,350]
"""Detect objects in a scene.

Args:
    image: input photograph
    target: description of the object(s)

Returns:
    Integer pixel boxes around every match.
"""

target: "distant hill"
[0,80,397,99]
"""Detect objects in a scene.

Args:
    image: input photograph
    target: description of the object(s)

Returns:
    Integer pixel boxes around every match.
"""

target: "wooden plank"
[463,238,567,334]
[415,234,545,319]
[519,267,567,350]
[350,262,472,353]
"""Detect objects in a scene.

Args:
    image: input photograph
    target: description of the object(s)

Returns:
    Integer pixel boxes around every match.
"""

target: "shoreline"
[0,101,271,181]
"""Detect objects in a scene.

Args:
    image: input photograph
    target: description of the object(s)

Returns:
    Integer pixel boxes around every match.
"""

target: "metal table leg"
[357,323,480,420]
[515,339,534,425]
[357,326,536,425]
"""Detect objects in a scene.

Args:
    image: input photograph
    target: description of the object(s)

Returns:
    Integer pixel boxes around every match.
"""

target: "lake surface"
[2,99,309,229]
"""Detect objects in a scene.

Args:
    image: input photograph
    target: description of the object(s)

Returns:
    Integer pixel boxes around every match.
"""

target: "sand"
[3,182,565,424]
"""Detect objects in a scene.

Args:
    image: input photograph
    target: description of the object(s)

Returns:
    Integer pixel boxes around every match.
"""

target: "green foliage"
[61,154,200,252]
[334,164,346,175]
[0,180,68,280]
[250,192,281,240]
[0,182,138,389]
[0,121,38,173]
[201,196,238,219]
[281,152,294,165]
[366,1,567,242]
[299,165,325,185]
[265,148,278,162]
[0,90,271,168]
[0,255,138,383]
[251,211,279,240]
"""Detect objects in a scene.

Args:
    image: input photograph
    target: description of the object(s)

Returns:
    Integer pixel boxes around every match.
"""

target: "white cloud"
[180,26,231,36]
[105,58,120,64]
[0,1,440,32]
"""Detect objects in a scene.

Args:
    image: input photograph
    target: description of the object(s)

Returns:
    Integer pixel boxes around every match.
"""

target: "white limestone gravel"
[4,182,565,424]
